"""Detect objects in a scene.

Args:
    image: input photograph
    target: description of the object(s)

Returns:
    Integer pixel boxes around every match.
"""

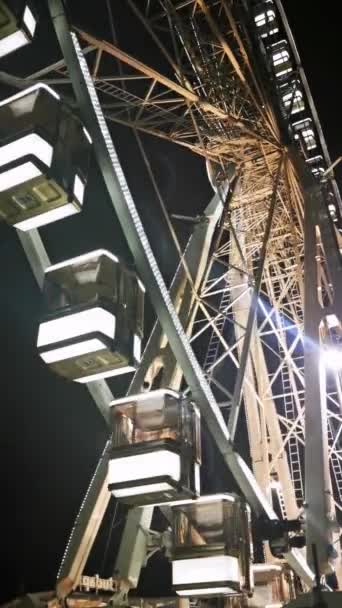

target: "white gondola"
[0,1,37,58]
[280,80,305,116]
[292,117,317,153]
[108,389,201,505]
[0,84,91,230]
[171,494,253,597]
[270,40,292,79]
[254,0,279,39]
[37,250,144,383]
[306,154,325,180]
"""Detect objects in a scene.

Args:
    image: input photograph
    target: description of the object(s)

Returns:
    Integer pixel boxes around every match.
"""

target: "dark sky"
[282,0,342,191]
[0,1,341,603]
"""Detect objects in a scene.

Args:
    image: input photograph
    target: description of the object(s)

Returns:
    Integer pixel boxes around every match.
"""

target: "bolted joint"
[145,527,172,561]
[257,517,305,558]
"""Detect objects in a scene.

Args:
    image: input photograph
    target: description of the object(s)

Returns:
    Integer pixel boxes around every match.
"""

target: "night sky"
[0,1,341,603]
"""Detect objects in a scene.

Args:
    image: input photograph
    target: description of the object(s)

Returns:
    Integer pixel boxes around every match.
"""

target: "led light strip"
[110,387,180,407]
[112,482,174,499]
[167,493,236,508]
[0,30,29,58]
[23,5,37,38]
[15,202,79,232]
[0,161,41,192]
[37,307,115,347]
[40,337,106,363]
[0,133,53,168]
[0,82,60,108]
[172,555,239,586]
[73,174,85,205]
[46,248,118,273]
[76,365,135,384]
[176,588,233,597]
[108,450,181,485]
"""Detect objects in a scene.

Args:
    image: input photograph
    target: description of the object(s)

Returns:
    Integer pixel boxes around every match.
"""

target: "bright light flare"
[321,348,342,371]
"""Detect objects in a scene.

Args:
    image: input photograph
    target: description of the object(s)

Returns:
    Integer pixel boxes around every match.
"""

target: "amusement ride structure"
[1,0,342,606]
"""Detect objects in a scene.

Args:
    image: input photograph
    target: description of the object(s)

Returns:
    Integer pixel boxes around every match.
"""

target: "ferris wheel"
[1,1,342,607]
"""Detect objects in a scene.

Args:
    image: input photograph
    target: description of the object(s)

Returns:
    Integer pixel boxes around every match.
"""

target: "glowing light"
[73,174,85,205]
[176,588,233,597]
[23,5,36,37]
[40,338,106,364]
[255,9,276,27]
[112,482,175,499]
[82,127,92,144]
[321,348,342,371]
[137,279,145,293]
[0,161,41,192]
[301,128,316,150]
[46,250,118,273]
[273,50,289,66]
[252,563,282,574]
[110,388,180,407]
[133,334,141,361]
[168,493,235,508]
[37,307,115,347]
[0,133,53,168]
[76,365,135,383]
[172,555,239,587]
[271,42,292,77]
[0,83,60,108]
[0,29,28,58]
[14,202,80,232]
[254,7,279,37]
[108,450,181,487]
[326,314,339,329]
[282,89,304,114]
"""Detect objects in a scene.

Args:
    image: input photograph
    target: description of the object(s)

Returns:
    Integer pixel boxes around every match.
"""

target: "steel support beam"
[228,154,284,440]
[287,148,342,575]
[227,205,299,522]
[303,186,335,574]
[114,507,153,592]
[76,29,257,135]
